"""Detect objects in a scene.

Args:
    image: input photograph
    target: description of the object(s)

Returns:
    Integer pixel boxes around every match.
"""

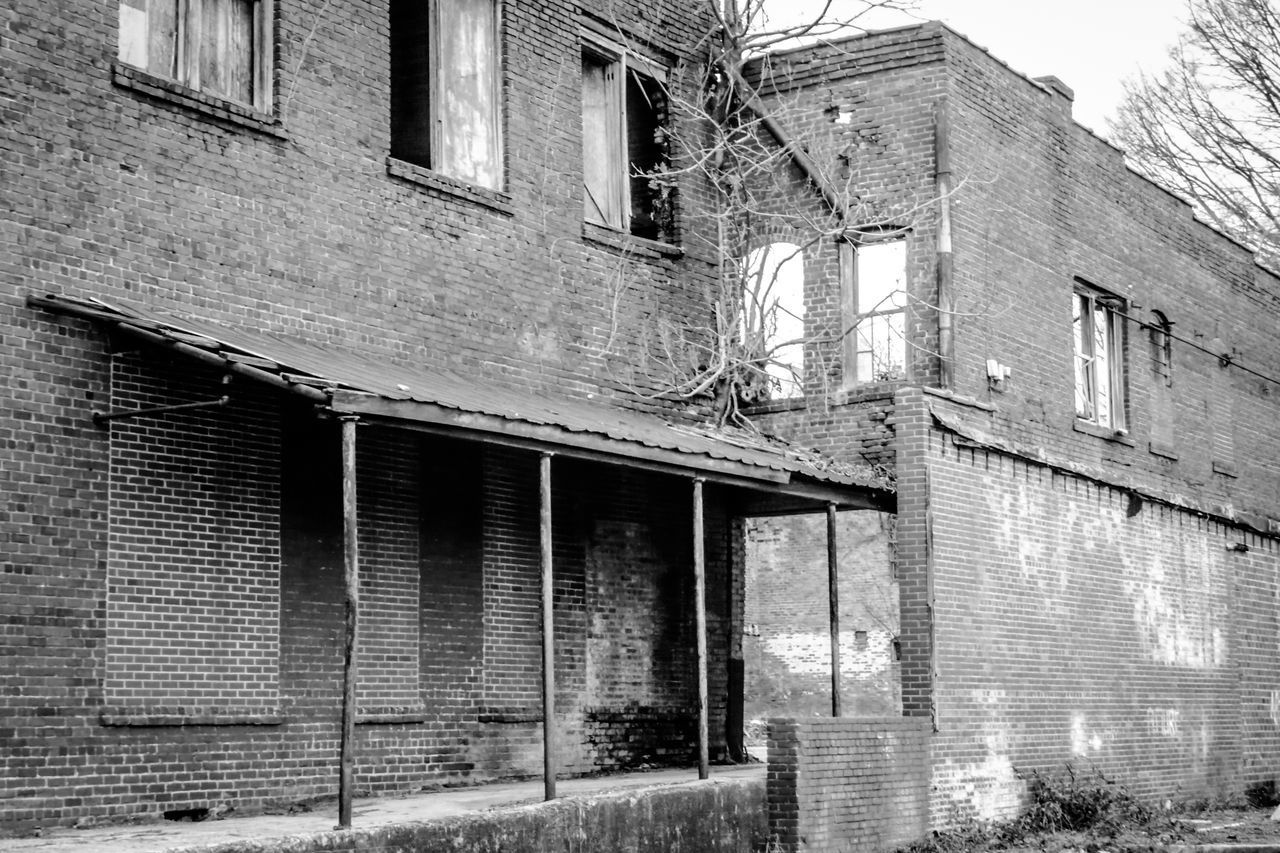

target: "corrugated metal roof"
[32,292,891,495]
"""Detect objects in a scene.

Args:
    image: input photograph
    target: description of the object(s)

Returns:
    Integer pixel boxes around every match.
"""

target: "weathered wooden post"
[338,416,360,828]
[693,477,709,779]
[827,503,842,717]
[540,451,557,800]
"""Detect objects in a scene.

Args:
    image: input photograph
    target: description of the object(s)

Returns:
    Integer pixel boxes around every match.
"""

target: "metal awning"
[29,292,893,511]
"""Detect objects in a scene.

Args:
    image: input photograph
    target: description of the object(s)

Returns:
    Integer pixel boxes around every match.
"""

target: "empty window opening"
[391,0,502,189]
[741,242,805,400]
[1073,283,1127,430]
[582,37,670,240]
[842,237,907,385]
[118,0,272,111]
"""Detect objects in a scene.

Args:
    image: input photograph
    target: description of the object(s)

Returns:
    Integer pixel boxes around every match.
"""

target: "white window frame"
[117,0,273,112]
[580,30,667,235]
[1073,284,1127,430]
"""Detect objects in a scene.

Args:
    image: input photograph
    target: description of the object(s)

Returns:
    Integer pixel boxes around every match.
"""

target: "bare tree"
[600,0,951,428]
[1110,0,1280,269]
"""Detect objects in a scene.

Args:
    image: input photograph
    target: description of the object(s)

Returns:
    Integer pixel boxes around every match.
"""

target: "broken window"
[1073,284,1127,430]
[741,242,805,399]
[841,237,907,385]
[117,0,273,111]
[581,36,669,240]
[391,0,503,190]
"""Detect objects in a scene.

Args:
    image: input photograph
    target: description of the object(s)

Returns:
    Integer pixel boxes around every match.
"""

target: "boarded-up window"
[117,0,272,111]
[581,35,669,240]
[391,0,503,190]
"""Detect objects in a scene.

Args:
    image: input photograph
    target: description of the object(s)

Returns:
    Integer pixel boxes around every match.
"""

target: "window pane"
[119,0,178,79]
[582,52,621,227]
[1073,293,1094,419]
[390,0,432,166]
[1092,304,1112,427]
[626,69,666,240]
[856,240,906,313]
[200,0,255,105]
[437,0,501,189]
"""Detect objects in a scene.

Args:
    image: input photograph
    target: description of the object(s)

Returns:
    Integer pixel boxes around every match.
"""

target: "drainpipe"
[935,98,955,389]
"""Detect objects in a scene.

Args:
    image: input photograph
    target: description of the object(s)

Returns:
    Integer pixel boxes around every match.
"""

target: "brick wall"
[767,716,930,853]
[743,511,900,731]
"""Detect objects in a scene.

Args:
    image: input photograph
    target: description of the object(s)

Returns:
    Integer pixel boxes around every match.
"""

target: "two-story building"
[744,22,1280,822]
[0,0,893,834]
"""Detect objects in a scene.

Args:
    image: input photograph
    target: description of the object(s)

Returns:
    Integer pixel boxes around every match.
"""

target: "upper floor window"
[118,0,273,111]
[842,237,907,385]
[1148,309,1173,387]
[1073,284,1127,430]
[581,35,670,241]
[741,242,805,400]
[391,0,503,190]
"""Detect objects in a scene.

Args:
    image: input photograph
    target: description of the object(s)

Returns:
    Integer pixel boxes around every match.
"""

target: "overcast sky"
[761,0,1190,134]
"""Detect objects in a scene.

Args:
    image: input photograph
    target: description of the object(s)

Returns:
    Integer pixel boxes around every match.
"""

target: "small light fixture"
[1228,542,1250,553]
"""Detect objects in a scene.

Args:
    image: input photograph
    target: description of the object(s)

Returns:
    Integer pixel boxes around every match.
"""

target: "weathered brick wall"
[919,414,1280,821]
[0,0,746,832]
[743,511,900,729]
[748,23,1280,824]
[767,716,930,853]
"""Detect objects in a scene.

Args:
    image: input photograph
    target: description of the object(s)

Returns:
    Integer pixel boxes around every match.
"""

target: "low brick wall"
[768,717,930,853]
[172,775,765,853]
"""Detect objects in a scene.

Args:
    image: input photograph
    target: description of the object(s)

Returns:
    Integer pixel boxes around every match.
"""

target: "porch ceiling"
[29,292,894,513]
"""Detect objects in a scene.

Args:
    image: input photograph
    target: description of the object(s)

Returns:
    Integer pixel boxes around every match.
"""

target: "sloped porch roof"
[29,292,893,513]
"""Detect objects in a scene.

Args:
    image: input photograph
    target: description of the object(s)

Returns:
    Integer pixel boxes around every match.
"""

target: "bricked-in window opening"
[581,35,670,240]
[742,242,805,399]
[842,236,908,386]
[1073,283,1127,430]
[391,0,503,190]
[117,0,273,111]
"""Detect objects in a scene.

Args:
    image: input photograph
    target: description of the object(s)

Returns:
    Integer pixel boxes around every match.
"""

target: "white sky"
[760,0,1190,134]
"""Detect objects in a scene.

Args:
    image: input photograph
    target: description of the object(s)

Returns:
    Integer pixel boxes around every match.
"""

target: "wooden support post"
[827,502,842,718]
[693,478,709,780]
[338,416,360,829]
[540,452,557,801]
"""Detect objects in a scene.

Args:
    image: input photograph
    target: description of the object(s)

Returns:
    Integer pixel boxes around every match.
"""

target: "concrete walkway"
[2,765,764,853]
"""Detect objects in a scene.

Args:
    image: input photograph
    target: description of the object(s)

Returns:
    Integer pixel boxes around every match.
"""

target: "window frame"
[1073,282,1128,431]
[839,233,909,388]
[390,0,504,190]
[117,0,274,113]
[580,30,669,238]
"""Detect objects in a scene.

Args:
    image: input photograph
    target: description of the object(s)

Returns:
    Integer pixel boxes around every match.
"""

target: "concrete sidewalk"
[2,765,764,853]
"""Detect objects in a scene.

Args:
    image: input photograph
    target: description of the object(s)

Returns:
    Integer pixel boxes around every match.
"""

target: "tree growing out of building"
[1110,0,1280,269]
[600,0,950,427]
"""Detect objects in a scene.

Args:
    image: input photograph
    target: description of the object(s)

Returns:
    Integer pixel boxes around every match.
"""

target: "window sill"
[357,704,430,725]
[386,158,514,215]
[100,706,283,727]
[112,64,284,139]
[1212,459,1238,478]
[740,396,807,415]
[1073,418,1135,446]
[582,222,682,259]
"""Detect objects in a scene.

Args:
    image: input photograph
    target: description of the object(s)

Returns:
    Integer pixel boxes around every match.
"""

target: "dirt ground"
[997,806,1280,853]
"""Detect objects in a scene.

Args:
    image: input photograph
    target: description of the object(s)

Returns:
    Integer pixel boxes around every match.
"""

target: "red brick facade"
[752,20,1280,828]
[0,0,802,834]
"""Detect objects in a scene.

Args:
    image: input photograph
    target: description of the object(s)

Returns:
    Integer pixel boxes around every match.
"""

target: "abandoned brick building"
[743,22,1280,825]
[0,0,899,834]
